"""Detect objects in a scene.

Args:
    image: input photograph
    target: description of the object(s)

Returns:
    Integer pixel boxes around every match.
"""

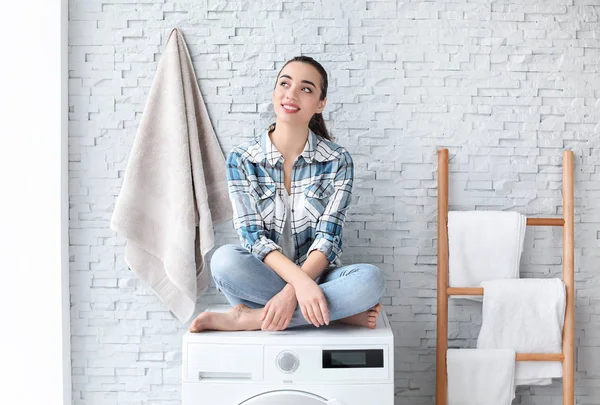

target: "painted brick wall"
[69,0,600,403]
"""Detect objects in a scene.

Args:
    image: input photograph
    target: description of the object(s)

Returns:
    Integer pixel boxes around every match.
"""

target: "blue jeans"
[209,244,386,329]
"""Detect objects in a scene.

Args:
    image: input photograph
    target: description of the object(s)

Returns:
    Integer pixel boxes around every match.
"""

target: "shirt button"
[292,209,295,213]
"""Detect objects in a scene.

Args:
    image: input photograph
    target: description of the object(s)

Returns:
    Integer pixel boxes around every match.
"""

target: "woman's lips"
[282,104,300,114]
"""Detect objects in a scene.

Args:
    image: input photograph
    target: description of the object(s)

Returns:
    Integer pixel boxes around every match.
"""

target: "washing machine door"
[239,390,341,405]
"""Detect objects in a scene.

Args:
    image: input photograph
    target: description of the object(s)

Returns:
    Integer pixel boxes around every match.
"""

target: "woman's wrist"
[282,283,296,296]
[280,284,297,304]
[288,270,312,289]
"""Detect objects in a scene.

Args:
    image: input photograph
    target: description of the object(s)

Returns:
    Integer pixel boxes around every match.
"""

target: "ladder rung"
[526,218,565,226]
[447,287,483,295]
[447,352,564,361]
[516,353,565,361]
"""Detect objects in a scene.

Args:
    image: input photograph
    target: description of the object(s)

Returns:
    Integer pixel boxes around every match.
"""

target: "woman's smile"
[282,103,300,113]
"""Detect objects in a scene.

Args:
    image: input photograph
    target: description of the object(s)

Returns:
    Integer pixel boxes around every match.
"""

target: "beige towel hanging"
[111,27,232,323]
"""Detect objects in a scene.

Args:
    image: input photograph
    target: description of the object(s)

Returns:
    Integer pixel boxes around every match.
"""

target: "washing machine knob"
[276,351,299,373]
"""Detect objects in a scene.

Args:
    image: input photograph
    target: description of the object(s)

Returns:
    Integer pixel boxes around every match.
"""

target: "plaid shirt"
[225,127,354,267]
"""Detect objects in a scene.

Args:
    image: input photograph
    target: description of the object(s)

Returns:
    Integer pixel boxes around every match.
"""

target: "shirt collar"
[261,125,318,166]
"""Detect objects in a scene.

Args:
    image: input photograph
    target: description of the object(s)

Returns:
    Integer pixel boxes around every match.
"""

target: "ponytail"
[309,113,332,141]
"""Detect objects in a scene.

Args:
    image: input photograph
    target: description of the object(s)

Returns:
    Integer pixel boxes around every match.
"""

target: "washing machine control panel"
[265,345,391,382]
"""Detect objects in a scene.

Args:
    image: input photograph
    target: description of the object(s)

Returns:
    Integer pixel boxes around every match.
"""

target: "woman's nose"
[285,87,300,99]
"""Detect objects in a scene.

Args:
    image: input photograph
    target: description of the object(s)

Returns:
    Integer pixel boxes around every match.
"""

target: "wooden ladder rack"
[435,148,575,405]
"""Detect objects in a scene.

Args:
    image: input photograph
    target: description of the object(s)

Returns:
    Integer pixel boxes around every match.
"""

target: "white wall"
[69,1,600,404]
[0,0,70,404]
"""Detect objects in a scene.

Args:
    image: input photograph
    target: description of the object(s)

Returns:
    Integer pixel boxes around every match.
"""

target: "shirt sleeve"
[307,150,354,264]
[226,149,282,262]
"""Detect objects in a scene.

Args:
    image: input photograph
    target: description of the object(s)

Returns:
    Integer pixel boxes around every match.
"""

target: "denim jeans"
[209,244,386,328]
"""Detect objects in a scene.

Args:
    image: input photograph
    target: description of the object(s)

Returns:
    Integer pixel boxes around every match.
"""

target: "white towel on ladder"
[447,349,516,405]
[477,278,566,386]
[448,211,527,301]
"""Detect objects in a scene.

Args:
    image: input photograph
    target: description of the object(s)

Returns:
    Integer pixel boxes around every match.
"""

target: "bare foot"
[189,304,263,333]
[339,304,382,329]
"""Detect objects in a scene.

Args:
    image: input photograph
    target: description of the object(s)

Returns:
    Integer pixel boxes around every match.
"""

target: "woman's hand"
[261,284,297,331]
[293,276,329,327]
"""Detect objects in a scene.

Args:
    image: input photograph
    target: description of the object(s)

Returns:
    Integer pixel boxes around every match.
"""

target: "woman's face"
[272,61,327,127]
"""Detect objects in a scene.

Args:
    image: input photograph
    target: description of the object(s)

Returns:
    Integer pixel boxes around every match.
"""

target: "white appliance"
[182,305,394,405]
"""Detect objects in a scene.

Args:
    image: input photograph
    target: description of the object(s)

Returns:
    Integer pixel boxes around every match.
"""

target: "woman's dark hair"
[271,55,332,141]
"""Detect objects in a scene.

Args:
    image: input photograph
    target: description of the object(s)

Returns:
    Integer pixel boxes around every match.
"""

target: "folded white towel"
[110,28,232,323]
[448,211,527,300]
[477,278,566,386]
[447,349,515,405]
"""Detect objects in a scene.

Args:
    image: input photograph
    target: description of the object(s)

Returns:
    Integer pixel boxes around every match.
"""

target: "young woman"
[190,56,385,333]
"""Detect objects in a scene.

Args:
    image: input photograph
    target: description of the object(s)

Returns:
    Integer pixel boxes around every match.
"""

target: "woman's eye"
[279,81,312,93]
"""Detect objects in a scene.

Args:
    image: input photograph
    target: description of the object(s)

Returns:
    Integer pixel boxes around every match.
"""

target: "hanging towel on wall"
[448,211,526,300]
[110,27,232,323]
[447,349,516,405]
[477,278,566,386]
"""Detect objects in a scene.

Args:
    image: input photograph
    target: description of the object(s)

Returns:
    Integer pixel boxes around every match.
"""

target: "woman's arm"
[264,250,311,284]
[300,250,330,279]
[265,249,329,282]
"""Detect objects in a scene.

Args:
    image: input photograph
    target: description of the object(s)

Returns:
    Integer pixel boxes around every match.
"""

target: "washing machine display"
[322,349,384,368]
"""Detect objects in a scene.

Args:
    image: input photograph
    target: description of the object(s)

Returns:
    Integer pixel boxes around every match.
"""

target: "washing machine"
[182,305,394,405]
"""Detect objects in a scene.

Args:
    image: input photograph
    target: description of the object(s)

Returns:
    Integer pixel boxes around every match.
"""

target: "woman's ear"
[317,97,327,114]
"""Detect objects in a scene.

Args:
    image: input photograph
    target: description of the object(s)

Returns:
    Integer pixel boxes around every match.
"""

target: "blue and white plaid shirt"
[225,127,354,267]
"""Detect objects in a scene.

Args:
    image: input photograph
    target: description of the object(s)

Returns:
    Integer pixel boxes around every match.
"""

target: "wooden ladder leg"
[562,150,575,405]
[436,149,449,405]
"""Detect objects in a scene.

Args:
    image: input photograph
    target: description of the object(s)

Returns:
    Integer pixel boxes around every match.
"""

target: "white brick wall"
[69,1,600,403]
